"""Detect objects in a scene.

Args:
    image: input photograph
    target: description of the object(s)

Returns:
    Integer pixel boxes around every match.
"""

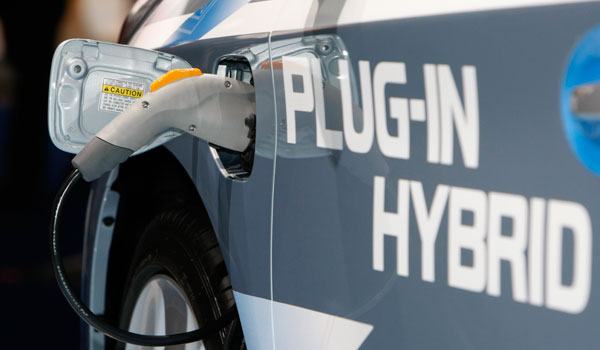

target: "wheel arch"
[89,145,230,348]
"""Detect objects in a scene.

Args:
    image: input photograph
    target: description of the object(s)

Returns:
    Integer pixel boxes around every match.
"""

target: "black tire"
[114,207,244,349]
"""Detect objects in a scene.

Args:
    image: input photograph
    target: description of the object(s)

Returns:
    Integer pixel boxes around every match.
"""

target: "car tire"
[114,207,244,349]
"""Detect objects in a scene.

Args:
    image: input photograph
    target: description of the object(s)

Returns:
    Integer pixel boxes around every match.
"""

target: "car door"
[270,1,600,349]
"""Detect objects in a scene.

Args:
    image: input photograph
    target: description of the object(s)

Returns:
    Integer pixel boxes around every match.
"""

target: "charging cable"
[50,168,238,346]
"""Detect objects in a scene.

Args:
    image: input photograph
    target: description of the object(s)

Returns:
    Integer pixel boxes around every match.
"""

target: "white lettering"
[424,64,440,164]
[487,192,528,303]
[372,177,593,314]
[373,176,409,276]
[283,57,480,168]
[528,197,545,306]
[311,57,343,150]
[373,62,410,159]
[546,200,592,314]
[438,65,479,168]
[448,186,487,292]
[282,56,314,145]
[411,181,449,283]
[339,59,374,153]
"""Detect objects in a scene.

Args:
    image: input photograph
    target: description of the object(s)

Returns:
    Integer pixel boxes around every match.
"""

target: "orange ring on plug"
[150,68,203,92]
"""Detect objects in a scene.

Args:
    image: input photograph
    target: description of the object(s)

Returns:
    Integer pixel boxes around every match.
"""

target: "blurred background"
[0,0,132,347]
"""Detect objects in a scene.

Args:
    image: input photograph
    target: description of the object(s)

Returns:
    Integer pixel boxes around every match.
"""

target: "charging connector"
[72,72,255,181]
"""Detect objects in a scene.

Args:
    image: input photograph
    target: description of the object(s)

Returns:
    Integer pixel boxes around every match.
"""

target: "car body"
[78,0,600,348]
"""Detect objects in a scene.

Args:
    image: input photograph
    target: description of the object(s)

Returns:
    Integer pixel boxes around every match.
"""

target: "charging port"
[211,56,255,180]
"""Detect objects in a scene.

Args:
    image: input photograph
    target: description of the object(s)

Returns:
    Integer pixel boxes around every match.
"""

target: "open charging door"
[48,39,191,154]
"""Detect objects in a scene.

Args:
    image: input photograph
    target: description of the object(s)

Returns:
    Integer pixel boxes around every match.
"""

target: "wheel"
[114,207,244,350]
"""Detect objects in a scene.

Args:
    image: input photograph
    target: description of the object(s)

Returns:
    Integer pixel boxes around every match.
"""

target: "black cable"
[50,168,237,346]
[224,318,240,350]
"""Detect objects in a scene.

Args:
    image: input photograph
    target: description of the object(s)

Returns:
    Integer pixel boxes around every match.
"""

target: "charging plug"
[72,70,255,181]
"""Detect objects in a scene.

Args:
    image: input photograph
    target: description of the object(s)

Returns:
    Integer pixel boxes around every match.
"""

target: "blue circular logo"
[562,25,600,175]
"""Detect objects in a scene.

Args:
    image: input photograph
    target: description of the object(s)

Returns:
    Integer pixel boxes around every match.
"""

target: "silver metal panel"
[48,39,190,154]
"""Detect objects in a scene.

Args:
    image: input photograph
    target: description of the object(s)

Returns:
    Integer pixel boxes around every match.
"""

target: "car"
[48,0,600,349]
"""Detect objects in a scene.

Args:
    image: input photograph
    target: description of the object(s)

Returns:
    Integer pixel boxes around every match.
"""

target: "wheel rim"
[126,274,206,350]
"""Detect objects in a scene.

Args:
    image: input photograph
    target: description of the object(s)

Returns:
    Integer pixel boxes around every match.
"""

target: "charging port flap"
[48,39,191,154]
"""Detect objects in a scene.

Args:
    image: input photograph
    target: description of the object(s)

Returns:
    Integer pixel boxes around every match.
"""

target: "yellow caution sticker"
[99,78,146,113]
[102,84,144,98]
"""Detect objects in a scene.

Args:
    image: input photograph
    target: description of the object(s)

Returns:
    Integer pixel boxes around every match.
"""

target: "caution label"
[102,85,144,98]
[99,78,145,113]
